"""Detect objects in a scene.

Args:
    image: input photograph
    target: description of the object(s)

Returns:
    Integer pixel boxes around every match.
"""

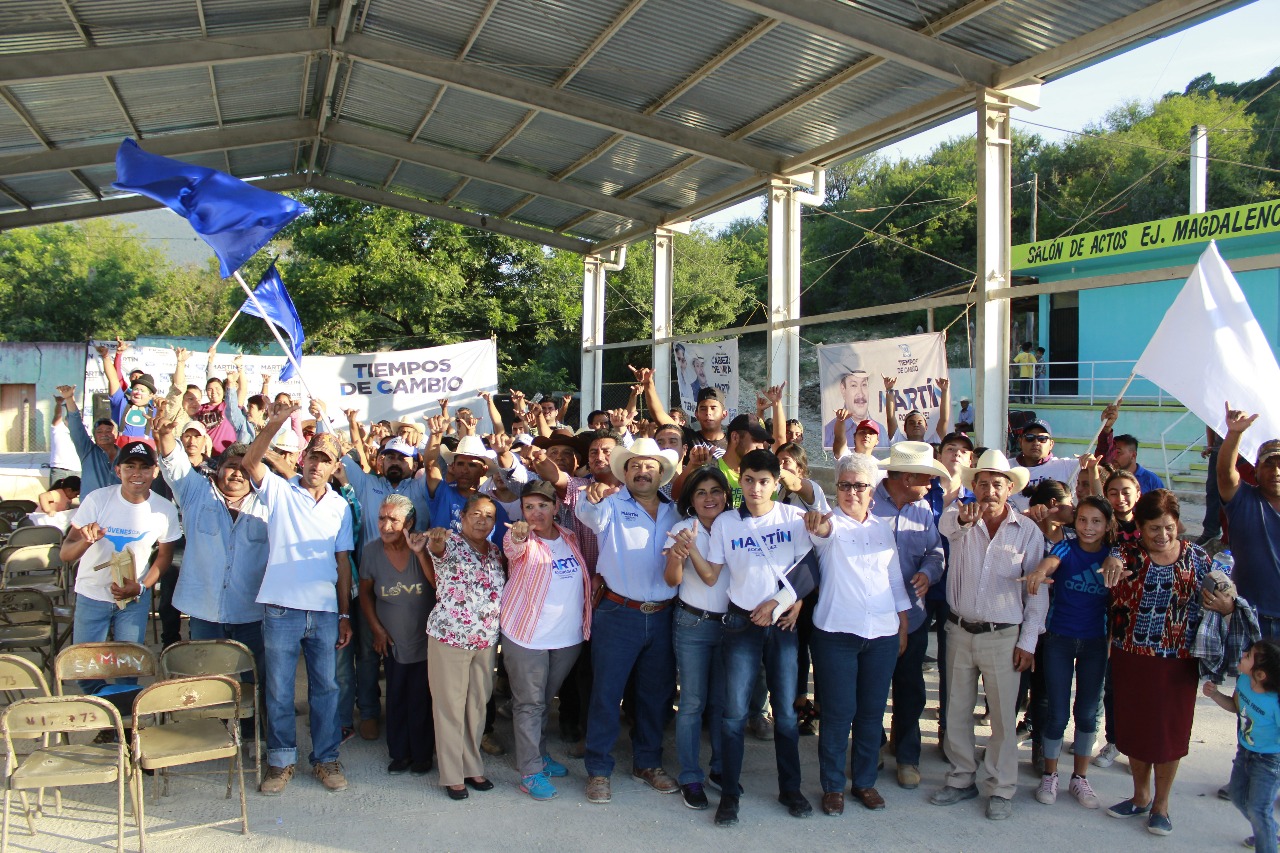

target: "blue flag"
[241,263,306,382]
[112,138,307,277]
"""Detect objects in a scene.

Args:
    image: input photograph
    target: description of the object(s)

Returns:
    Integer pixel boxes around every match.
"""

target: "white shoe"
[1093,743,1119,768]
[1070,775,1101,809]
[1035,773,1058,805]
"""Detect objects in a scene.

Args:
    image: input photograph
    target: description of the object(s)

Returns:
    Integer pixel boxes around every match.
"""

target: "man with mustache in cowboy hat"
[930,449,1049,821]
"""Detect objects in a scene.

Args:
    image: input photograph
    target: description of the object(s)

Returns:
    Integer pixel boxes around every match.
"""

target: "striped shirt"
[501,524,592,646]
[939,503,1049,653]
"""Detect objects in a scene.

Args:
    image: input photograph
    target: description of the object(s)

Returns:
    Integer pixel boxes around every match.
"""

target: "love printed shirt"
[361,539,435,664]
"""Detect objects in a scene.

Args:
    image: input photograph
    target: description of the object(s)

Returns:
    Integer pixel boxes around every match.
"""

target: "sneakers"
[747,715,775,741]
[680,782,709,810]
[986,795,1013,820]
[930,784,979,806]
[633,767,679,793]
[715,796,740,827]
[586,775,611,804]
[706,772,743,795]
[542,754,568,778]
[260,763,295,796]
[340,726,356,745]
[1035,773,1058,804]
[1106,799,1152,819]
[387,758,411,775]
[313,760,348,792]
[1147,813,1173,836]
[520,772,558,801]
[1069,775,1101,809]
[1093,742,1119,768]
[359,717,380,740]
[1243,834,1280,848]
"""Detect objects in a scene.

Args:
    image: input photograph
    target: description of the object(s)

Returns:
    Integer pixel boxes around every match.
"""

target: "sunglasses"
[1022,434,1051,443]
[836,481,873,494]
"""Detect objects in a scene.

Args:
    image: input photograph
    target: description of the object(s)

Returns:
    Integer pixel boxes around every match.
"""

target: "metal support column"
[580,255,606,415]
[975,90,1013,448]
[652,228,675,408]
[767,179,801,415]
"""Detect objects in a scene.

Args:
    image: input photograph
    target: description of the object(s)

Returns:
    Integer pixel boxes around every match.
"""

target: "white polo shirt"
[252,470,355,613]
[810,508,911,638]
[707,502,811,611]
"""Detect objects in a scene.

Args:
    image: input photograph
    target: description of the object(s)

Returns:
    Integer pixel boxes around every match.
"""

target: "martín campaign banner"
[674,339,739,419]
[83,338,499,426]
[816,333,949,450]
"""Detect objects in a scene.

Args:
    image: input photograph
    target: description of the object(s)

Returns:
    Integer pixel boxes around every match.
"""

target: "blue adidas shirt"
[1045,537,1109,639]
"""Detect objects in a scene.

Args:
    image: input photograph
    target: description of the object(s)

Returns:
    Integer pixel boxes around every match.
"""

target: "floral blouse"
[1108,539,1211,659]
[425,531,506,650]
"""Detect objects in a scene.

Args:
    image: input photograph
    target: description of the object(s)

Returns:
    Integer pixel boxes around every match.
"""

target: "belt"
[602,589,674,614]
[947,613,1017,635]
[678,599,726,621]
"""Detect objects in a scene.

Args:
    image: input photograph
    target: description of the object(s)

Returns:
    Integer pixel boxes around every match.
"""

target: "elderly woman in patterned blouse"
[424,493,505,801]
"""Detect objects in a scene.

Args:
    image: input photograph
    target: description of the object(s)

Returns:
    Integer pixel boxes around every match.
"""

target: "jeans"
[72,590,151,694]
[672,606,727,785]
[1016,644,1048,745]
[810,627,898,792]
[1230,746,1280,853]
[336,598,382,729]
[584,601,675,778]
[1201,447,1223,542]
[262,605,341,768]
[1039,632,1107,760]
[721,609,801,797]
[925,599,950,728]
[1259,616,1280,643]
[157,564,182,647]
[890,620,930,766]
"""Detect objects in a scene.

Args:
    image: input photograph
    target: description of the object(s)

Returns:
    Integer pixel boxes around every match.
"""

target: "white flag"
[1134,241,1280,463]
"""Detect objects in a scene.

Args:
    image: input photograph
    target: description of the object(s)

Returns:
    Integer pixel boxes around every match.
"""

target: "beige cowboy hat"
[959,448,1030,494]
[440,434,498,467]
[878,441,954,487]
[609,437,680,488]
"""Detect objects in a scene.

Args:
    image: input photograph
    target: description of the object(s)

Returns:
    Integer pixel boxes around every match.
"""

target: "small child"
[1204,640,1280,853]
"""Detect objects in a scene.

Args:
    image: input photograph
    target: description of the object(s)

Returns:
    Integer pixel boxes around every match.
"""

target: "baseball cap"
[940,431,975,451]
[520,480,558,503]
[379,436,416,458]
[270,427,301,453]
[117,440,156,464]
[180,420,208,437]
[1257,439,1280,466]
[305,432,343,462]
[1023,419,1053,436]
[695,387,725,405]
[130,373,157,394]
[725,413,772,444]
[855,418,881,436]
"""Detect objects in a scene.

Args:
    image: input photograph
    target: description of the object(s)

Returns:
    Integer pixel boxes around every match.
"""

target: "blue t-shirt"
[1225,483,1280,618]
[430,481,509,546]
[1045,537,1109,639]
[1237,674,1280,754]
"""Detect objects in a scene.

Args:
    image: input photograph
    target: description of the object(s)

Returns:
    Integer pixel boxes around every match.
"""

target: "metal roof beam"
[0,27,331,86]
[325,122,668,224]
[341,33,782,174]
[308,176,593,253]
[721,0,1002,86]
[0,119,316,179]
[0,175,307,231]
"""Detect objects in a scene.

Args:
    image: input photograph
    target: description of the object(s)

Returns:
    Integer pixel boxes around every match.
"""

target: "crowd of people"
[43,342,1280,848]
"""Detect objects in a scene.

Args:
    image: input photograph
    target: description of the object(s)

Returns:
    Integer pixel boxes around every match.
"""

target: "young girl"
[1204,640,1280,853]
[1024,496,1115,809]
[1104,469,1142,544]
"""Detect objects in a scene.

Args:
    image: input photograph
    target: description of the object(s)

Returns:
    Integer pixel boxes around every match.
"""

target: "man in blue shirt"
[57,384,120,496]
[1217,405,1280,639]
[872,442,946,792]
[1110,434,1165,495]
[575,437,681,807]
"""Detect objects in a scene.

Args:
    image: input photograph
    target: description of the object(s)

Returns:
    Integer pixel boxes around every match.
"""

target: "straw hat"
[608,437,679,487]
[959,448,1030,493]
[878,441,954,487]
[440,434,497,466]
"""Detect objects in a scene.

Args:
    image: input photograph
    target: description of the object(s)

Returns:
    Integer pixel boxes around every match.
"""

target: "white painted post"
[1190,124,1207,215]
[767,179,801,415]
[652,228,675,411]
[580,256,605,415]
[975,90,1013,448]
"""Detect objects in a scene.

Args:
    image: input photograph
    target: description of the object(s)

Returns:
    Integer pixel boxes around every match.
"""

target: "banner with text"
[816,333,949,450]
[83,339,499,426]
[674,339,739,419]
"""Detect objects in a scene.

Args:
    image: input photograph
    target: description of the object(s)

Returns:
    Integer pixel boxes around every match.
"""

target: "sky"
[123,0,1280,261]
[696,0,1280,230]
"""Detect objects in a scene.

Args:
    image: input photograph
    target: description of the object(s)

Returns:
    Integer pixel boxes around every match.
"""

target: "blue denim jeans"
[672,605,727,785]
[721,609,801,797]
[925,598,950,728]
[1230,746,1280,853]
[188,618,265,685]
[1039,631,1108,761]
[262,605,341,768]
[72,590,151,693]
[584,600,675,778]
[890,620,930,766]
[335,597,382,729]
[810,627,898,792]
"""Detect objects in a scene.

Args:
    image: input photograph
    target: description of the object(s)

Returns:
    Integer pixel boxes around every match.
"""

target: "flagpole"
[1083,370,1136,456]
[231,270,335,434]
[210,309,241,351]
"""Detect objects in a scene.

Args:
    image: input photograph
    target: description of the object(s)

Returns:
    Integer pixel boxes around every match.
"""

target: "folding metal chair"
[0,545,65,602]
[3,528,62,550]
[159,639,262,783]
[0,591,56,674]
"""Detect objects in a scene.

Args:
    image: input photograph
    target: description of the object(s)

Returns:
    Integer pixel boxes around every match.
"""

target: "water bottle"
[1212,549,1234,578]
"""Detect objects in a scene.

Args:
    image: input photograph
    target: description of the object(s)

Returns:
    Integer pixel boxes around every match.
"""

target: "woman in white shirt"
[805,452,912,816]
[663,466,732,810]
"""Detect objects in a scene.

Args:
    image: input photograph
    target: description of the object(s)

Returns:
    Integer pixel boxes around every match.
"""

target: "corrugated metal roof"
[0,0,1244,251]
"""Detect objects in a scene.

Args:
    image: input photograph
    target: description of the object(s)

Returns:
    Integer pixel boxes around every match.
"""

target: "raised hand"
[438,397,450,414]
[57,384,77,402]
[1101,401,1120,426]
[665,527,695,560]
[405,531,428,553]
[936,377,949,392]
[764,383,784,405]
[508,520,530,543]
[804,510,833,536]
[957,501,981,526]
[426,527,450,556]
[308,398,326,418]
[116,336,129,353]
[1097,555,1133,588]
[343,408,360,423]
[478,390,492,404]
[1224,401,1259,434]
[585,481,619,504]
[457,413,479,435]
[834,407,851,423]
[94,343,109,358]
[608,408,630,430]
[425,414,449,437]
[628,364,653,386]
[174,346,190,363]
[778,469,803,493]
[883,376,896,391]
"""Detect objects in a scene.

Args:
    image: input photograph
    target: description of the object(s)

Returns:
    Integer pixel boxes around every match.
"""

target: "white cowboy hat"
[440,434,498,466]
[878,441,954,487]
[959,448,1030,494]
[609,437,680,488]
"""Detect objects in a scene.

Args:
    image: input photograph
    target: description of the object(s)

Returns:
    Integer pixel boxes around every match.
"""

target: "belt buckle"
[640,601,660,614]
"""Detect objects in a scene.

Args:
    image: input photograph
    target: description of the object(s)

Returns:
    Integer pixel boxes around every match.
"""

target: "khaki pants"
[427,637,496,786]
[942,622,1021,799]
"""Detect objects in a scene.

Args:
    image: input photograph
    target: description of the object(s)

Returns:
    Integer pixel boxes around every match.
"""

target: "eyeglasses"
[1022,434,1051,443]
[835,481,873,494]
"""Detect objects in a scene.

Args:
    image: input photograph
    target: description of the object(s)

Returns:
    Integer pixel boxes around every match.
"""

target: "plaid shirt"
[1193,595,1262,683]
